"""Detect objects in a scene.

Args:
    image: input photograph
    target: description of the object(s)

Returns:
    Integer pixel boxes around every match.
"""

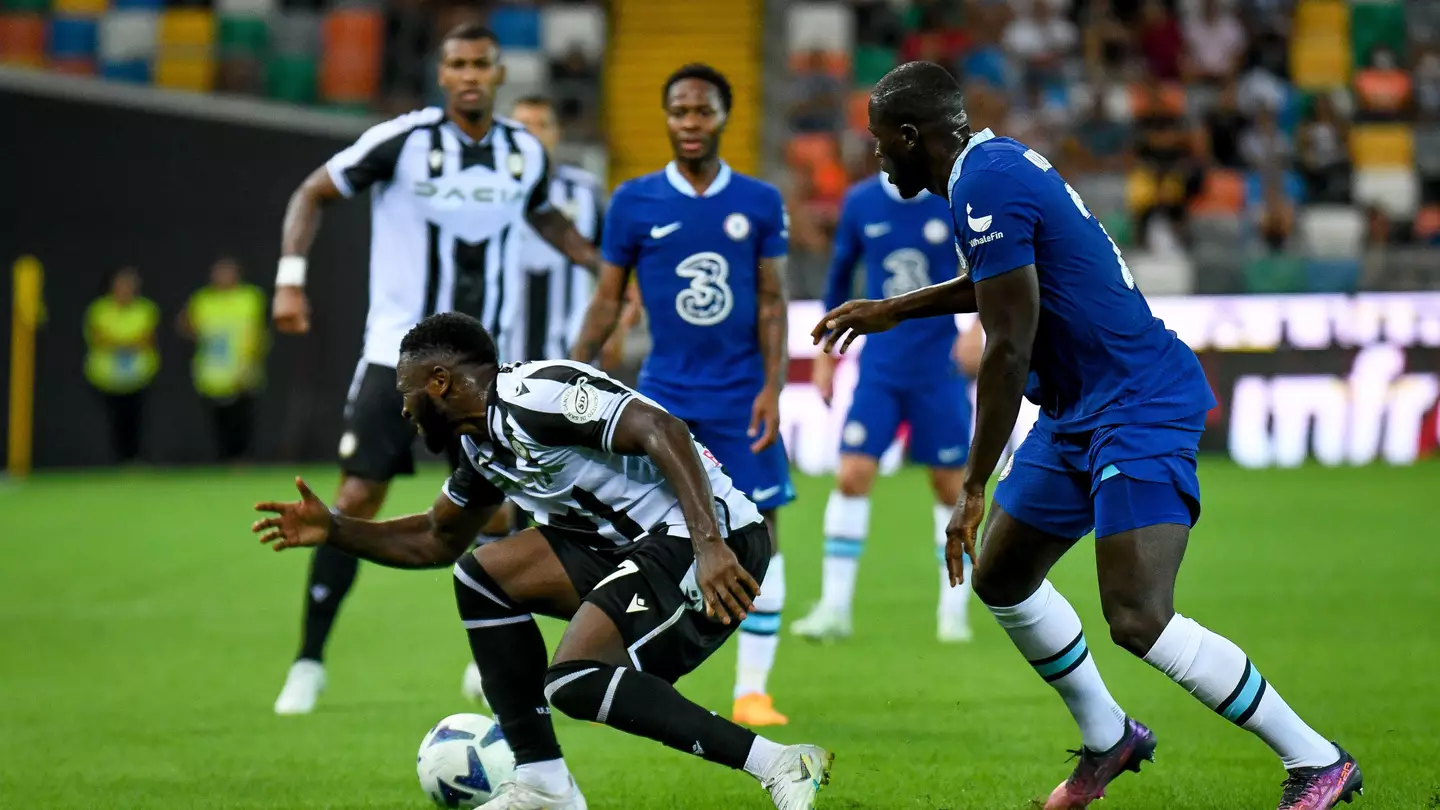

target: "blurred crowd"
[782,0,1440,295]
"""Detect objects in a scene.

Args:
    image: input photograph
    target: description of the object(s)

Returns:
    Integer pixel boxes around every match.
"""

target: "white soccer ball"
[416,712,516,808]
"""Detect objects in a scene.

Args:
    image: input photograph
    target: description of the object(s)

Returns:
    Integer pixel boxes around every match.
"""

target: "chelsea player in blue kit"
[817,62,1361,810]
[572,64,793,728]
[791,172,977,644]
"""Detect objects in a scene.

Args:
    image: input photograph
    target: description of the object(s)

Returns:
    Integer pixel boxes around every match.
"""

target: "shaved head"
[870,61,968,131]
[867,61,970,200]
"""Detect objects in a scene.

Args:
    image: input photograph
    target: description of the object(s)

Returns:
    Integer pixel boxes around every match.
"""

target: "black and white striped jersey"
[441,359,762,546]
[516,164,606,361]
[325,107,552,367]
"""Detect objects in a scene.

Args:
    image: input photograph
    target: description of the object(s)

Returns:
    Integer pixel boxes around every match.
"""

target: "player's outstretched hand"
[272,286,311,334]
[944,489,985,587]
[693,537,758,626]
[253,477,333,551]
[748,386,780,453]
[812,299,900,354]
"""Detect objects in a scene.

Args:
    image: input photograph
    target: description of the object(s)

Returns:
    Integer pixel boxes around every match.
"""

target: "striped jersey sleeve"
[325,107,442,198]
[442,455,508,511]
[494,361,638,453]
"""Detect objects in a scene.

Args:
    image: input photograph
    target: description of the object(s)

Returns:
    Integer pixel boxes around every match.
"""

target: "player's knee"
[1105,603,1171,657]
[970,557,1036,609]
[452,551,523,621]
[543,660,613,721]
[835,457,877,497]
[927,466,964,505]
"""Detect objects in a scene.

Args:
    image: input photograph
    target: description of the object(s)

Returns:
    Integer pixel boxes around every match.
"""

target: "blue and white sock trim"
[1217,658,1267,725]
[1029,631,1090,683]
[824,537,864,559]
[739,610,782,636]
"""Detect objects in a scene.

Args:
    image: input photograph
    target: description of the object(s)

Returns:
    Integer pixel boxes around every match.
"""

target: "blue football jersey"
[602,161,788,421]
[949,129,1216,433]
[825,174,961,384]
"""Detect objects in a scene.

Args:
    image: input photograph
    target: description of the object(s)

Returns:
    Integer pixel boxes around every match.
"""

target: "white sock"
[934,502,970,622]
[820,492,869,612]
[742,735,786,780]
[1143,614,1339,769]
[514,758,573,795]
[986,580,1127,751]
[735,554,785,699]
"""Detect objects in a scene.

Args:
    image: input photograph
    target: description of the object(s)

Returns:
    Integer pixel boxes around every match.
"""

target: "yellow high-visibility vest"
[84,296,160,394]
[187,284,268,399]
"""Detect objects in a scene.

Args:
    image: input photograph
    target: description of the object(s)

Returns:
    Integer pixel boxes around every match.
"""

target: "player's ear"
[899,123,920,150]
[429,366,451,397]
[495,62,507,87]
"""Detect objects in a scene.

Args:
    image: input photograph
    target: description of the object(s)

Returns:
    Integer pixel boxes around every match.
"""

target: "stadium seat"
[49,15,99,62]
[49,57,96,75]
[1294,0,1348,34]
[217,15,267,60]
[1353,167,1419,217]
[540,3,603,58]
[110,0,160,9]
[1299,205,1365,258]
[1408,1,1440,45]
[100,58,149,81]
[787,49,849,76]
[154,54,213,91]
[157,7,214,54]
[53,0,108,15]
[1073,172,1127,219]
[1350,124,1415,169]
[0,0,45,12]
[216,0,274,15]
[0,13,44,65]
[1189,169,1246,216]
[786,2,852,54]
[489,5,540,50]
[267,53,315,103]
[1245,171,1306,207]
[853,44,893,86]
[1350,1,1406,67]
[269,9,319,57]
[501,49,545,87]
[319,7,380,104]
[1414,127,1440,179]
[100,9,158,64]
[1243,253,1307,294]
[1304,258,1360,292]
[1413,204,1440,242]
[1127,82,1185,117]
[1290,35,1350,90]
[845,88,869,132]
[1190,219,1247,293]
[786,133,837,170]
[1100,212,1132,246]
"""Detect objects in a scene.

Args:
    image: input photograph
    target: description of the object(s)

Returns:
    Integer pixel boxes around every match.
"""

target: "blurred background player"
[83,267,159,465]
[791,171,979,643]
[572,64,793,728]
[510,95,607,363]
[177,257,269,464]
[267,23,601,715]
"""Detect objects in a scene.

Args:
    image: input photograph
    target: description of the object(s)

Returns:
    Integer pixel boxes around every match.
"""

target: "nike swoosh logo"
[966,204,992,232]
[650,222,682,239]
[863,222,890,238]
[626,594,648,613]
[752,485,782,502]
[594,559,640,590]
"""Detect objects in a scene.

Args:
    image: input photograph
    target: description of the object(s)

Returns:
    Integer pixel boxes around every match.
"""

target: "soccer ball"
[417,712,516,808]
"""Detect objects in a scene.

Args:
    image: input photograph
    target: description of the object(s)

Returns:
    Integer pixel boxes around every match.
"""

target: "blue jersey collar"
[881,172,931,203]
[666,160,732,197]
[946,128,997,200]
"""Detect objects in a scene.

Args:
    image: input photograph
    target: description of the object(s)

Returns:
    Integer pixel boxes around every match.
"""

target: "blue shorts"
[684,417,795,512]
[994,412,1205,541]
[842,371,972,468]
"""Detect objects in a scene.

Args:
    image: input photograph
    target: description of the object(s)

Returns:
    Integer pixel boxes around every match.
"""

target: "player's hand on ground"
[945,488,986,587]
[748,385,781,453]
[272,286,311,334]
[253,477,333,551]
[693,538,759,626]
[812,299,900,354]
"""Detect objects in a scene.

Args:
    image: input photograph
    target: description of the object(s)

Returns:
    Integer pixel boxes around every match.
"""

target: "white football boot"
[477,776,588,810]
[789,604,852,642]
[937,612,974,643]
[273,659,325,715]
[462,662,489,707]
[761,744,834,810]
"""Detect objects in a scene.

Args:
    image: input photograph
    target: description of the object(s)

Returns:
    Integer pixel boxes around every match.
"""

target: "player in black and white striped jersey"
[509,96,606,362]
[268,23,602,716]
[251,312,834,810]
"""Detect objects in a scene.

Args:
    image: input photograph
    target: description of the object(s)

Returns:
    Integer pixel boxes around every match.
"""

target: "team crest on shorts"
[724,213,751,241]
[562,377,601,423]
[999,455,1014,480]
[924,218,949,244]
[338,431,358,459]
[842,421,867,447]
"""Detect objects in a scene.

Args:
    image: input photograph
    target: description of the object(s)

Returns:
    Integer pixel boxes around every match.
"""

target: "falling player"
[816,62,1360,810]
[251,313,832,810]
[791,171,976,644]
[571,64,793,727]
[267,24,601,715]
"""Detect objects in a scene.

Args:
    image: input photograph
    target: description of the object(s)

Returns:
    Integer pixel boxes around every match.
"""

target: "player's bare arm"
[945,265,1038,585]
[813,274,977,354]
[600,281,643,371]
[273,167,344,334]
[569,261,630,364]
[608,398,759,625]
[749,256,788,453]
[527,207,602,274]
[252,477,496,568]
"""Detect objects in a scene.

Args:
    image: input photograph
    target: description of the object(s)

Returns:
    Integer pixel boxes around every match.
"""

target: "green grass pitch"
[2,461,1437,809]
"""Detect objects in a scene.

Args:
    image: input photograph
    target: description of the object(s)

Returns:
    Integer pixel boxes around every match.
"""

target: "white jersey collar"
[666,160,732,198]
[946,128,997,201]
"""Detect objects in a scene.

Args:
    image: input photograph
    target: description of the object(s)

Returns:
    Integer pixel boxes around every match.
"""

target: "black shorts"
[339,362,458,481]
[539,522,773,684]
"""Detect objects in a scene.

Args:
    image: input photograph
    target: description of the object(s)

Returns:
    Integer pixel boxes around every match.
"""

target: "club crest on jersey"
[507,152,525,179]
[429,149,444,172]
[562,377,601,423]
[924,218,949,244]
[723,213,750,241]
